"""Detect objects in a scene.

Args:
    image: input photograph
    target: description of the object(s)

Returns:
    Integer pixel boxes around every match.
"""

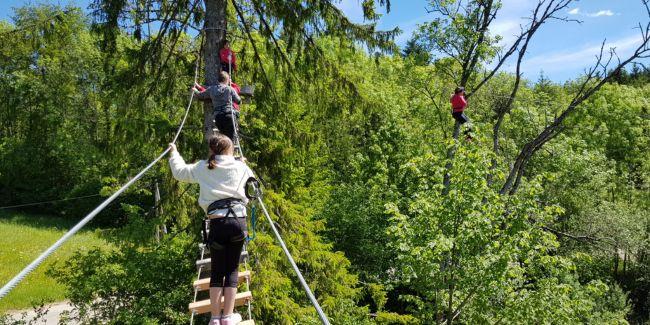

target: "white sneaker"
[220,313,242,325]
[208,316,221,325]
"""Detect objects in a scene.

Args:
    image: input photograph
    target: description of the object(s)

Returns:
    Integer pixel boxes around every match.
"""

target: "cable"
[0,37,203,301]
[0,194,102,210]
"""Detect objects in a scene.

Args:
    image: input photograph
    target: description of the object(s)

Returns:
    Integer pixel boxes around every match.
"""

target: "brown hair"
[218,71,230,84]
[454,87,465,94]
[207,133,234,169]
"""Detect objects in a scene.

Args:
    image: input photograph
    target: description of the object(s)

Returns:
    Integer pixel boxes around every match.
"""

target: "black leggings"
[452,111,472,136]
[214,112,236,142]
[208,217,246,288]
[452,111,469,124]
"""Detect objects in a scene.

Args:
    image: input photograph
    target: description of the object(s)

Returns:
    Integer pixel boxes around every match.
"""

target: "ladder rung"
[193,271,252,291]
[188,291,252,314]
[196,251,248,270]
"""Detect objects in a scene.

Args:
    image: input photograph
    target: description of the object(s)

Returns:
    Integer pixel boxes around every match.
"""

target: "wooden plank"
[193,271,252,291]
[188,291,252,315]
[239,320,255,325]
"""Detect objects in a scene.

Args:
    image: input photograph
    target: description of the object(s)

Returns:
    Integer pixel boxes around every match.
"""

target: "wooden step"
[188,291,252,314]
[240,320,255,325]
[194,271,252,291]
[196,251,248,270]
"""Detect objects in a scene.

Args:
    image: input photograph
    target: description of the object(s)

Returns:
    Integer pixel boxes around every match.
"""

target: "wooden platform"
[193,271,252,291]
[188,291,252,314]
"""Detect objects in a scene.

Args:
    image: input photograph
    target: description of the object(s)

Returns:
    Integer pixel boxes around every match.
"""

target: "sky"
[1,0,648,82]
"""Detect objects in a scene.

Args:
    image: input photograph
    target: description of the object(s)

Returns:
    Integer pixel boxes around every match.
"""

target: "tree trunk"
[442,121,461,195]
[202,0,227,141]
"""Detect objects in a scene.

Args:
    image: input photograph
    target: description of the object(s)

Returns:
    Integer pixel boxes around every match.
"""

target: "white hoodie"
[169,151,254,213]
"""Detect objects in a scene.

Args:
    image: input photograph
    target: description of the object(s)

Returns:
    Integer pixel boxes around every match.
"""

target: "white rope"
[0,39,203,301]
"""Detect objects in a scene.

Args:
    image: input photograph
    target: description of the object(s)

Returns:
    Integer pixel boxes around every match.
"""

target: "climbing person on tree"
[194,77,241,112]
[220,40,236,74]
[450,86,473,140]
[168,134,254,325]
[193,71,241,141]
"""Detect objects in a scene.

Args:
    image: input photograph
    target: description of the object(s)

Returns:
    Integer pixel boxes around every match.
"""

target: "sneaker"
[208,316,221,325]
[220,313,242,325]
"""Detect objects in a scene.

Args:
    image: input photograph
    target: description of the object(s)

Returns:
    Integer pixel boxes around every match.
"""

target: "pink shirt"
[450,94,467,112]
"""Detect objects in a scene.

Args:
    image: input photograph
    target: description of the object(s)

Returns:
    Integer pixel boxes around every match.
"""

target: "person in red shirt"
[219,40,236,74]
[450,87,473,139]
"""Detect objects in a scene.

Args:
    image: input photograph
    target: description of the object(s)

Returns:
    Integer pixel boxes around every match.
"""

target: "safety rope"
[0,35,203,301]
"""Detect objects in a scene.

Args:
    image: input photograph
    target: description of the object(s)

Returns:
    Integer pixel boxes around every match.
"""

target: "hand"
[169,143,177,153]
[191,87,200,94]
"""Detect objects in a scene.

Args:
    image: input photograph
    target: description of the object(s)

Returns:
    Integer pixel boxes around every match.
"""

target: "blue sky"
[1,0,648,82]
[338,0,649,82]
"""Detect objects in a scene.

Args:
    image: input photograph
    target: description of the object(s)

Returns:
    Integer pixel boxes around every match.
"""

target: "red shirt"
[219,48,236,65]
[231,82,241,111]
[450,94,467,113]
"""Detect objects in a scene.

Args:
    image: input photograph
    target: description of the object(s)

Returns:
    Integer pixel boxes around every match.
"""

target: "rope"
[0,36,203,301]
[0,194,102,210]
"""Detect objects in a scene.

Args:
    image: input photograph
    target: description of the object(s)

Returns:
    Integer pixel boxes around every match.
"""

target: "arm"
[168,149,199,183]
[195,87,211,101]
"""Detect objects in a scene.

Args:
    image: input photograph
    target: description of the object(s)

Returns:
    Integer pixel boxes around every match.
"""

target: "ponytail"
[207,133,234,169]
[208,153,217,170]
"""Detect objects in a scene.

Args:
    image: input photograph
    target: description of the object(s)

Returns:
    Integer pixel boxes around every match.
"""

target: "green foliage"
[50,226,196,324]
[2,1,649,323]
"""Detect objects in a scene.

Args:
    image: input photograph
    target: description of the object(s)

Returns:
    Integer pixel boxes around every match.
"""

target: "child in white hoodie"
[169,133,253,325]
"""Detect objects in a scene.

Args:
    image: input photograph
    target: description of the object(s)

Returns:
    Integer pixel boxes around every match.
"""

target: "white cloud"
[490,19,521,44]
[568,8,616,18]
[520,34,642,74]
[588,10,614,17]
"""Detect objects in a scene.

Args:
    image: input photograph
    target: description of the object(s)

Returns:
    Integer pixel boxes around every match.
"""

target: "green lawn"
[0,211,107,312]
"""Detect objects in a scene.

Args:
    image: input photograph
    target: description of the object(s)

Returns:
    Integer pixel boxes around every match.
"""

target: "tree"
[90,0,399,140]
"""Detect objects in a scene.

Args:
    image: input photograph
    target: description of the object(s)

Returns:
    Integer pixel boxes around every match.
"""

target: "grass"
[0,211,107,312]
